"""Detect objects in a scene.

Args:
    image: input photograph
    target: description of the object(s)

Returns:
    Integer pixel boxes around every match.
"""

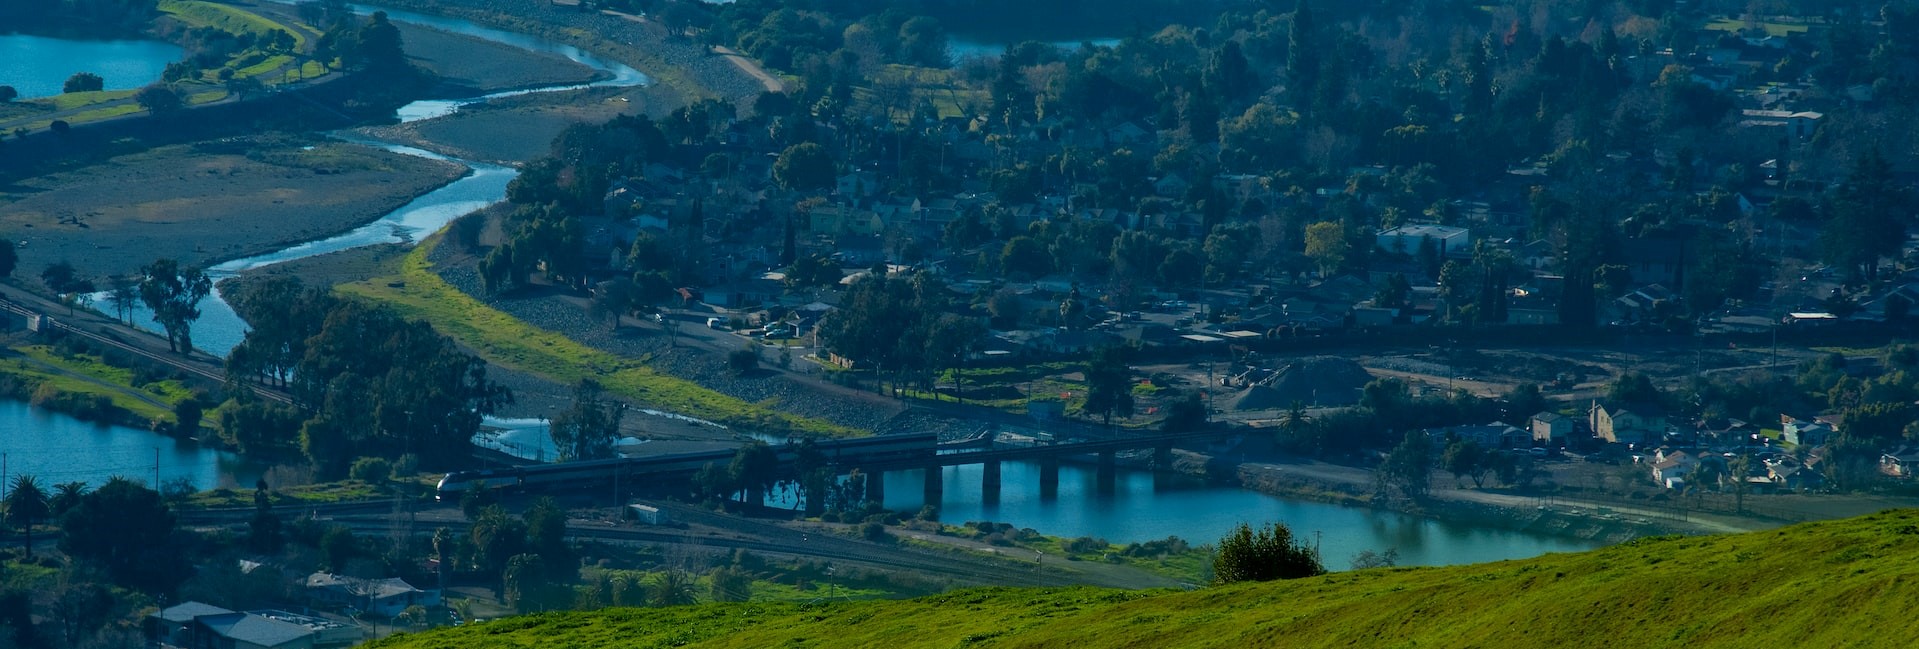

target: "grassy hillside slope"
[369,510,1919,648]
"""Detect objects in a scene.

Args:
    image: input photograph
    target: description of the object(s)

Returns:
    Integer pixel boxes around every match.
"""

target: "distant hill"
[368,510,1919,648]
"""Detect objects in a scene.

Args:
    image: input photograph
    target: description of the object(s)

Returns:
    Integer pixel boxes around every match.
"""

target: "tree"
[1442,439,1485,487]
[502,553,556,613]
[134,84,182,114]
[1303,221,1347,276]
[1211,521,1325,585]
[63,72,104,93]
[60,477,187,591]
[1161,390,1207,432]
[173,398,203,435]
[729,441,780,504]
[247,480,282,553]
[0,239,14,279]
[3,476,48,559]
[1081,346,1135,425]
[107,275,138,324]
[1504,384,1547,422]
[1350,548,1399,570]
[1000,236,1052,278]
[225,75,265,100]
[1379,429,1432,499]
[137,259,212,354]
[774,142,835,191]
[49,481,88,516]
[709,565,753,602]
[0,86,16,103]
[549,379,624,462]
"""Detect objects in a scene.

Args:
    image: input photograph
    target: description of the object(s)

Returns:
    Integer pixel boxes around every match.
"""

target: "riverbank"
[0,135,467,280]
[1197,453,1777,544]
[397,21,603,96]
[362,0,771,108]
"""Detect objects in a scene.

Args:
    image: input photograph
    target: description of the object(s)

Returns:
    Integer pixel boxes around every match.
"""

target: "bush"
[349,456,392,483]
[728,346,759,375]
[860,522,891,543]
[1212,522,1325,585]
[1062,536,1109,554]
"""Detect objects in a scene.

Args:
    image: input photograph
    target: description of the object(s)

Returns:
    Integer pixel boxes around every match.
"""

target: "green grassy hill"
[370,510,1919,648]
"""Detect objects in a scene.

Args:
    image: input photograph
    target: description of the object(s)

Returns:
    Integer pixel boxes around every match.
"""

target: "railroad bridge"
[861,429,1244,505]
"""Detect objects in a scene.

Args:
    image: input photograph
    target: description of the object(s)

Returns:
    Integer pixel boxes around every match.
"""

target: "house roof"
[197,613,315,648]
[155,601,235,624]
[1533,411,1570,424]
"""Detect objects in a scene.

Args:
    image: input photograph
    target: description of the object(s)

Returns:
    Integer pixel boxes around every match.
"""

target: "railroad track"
[0,294,294,405]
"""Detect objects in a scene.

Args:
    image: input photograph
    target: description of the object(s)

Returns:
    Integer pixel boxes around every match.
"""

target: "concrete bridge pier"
[1096,451,1117,495]
[1153,444,1174,471]
[981,461,1002,504]
[1039,458,1060,500]
[923,467,944,506]
[863,469,884,505]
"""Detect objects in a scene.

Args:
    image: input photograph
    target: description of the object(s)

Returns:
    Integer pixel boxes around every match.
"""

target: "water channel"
[0,34,184,99]
[13,10,1606,568]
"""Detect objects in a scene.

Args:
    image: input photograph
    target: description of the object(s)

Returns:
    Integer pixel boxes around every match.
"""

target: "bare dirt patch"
[0,136,465,279]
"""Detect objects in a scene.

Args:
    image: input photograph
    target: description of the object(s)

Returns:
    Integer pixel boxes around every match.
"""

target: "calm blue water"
[0,399,263,492]
[764,462,1601,569]
[0,34,184,99]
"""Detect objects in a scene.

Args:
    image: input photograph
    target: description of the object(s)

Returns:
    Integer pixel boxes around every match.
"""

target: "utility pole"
[154,447,161,488]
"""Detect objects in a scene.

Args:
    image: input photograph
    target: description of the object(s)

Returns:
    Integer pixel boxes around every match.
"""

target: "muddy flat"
[0,137,466,279]
[399,22,603,94]
[357,84,685,164]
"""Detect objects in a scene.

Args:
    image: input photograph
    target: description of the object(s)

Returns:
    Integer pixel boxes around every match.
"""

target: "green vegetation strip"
[338,239,857,438]
[0,352,174,424]
[369,510,1919,648]
[159,0,308,48]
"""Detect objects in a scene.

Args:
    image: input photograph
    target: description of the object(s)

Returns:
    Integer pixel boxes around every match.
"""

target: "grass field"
[338,238,856,438]
[184,479,394,508]
[0,353,174,424]
[160,0,309,48]
[367,509,1919,648]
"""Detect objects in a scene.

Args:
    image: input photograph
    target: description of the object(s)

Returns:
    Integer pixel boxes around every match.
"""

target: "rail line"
[0,294,295,405]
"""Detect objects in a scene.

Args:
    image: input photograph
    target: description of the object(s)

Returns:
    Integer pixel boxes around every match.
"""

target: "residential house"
[1767,458,1824,491]
[1781,414,1834,447]
[1622,236,1688,290]
[149,603,357,649]
[1737,109,1824,139]
[1375,224,1471,258]
[1590,402,1668,446]
[1429,423,1533,450]
[1651,450,1699,487]
[1881,446,1919,478]
[1531,411,1573,444]
[305,573,439,618]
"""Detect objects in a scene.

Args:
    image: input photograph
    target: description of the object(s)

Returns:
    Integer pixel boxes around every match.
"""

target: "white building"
[1376,225,1472,258]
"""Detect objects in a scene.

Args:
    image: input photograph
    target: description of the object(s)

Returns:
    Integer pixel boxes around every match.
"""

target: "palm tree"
[1279,401,1316,453]
[49,481,88,516]
[4,476,49,559]
[647,569,699,607]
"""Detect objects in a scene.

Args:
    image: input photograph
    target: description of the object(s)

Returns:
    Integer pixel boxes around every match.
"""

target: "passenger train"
[436,433,936,499]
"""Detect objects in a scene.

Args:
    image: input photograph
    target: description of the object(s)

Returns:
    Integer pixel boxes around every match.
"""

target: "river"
[0,34,184,99]
[0,399,263,492]
[24,7,1604,568]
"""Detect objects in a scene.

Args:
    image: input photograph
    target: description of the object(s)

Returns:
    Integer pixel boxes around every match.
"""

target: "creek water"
[0,34,184,99]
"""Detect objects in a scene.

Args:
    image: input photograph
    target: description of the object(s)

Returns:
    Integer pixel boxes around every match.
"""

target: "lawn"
[338,238,857,438]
